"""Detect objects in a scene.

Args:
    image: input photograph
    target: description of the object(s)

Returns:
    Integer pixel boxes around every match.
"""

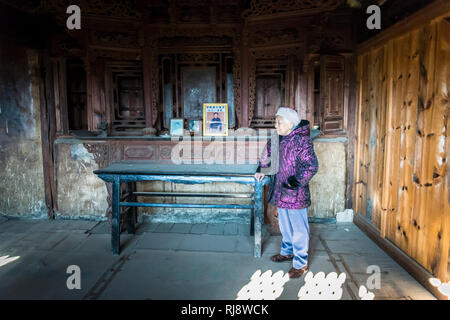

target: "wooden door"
[256,76,281,119]
[320,55,345,134]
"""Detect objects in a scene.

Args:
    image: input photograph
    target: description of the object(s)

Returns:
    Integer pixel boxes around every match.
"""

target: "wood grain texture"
[355,11,449,282]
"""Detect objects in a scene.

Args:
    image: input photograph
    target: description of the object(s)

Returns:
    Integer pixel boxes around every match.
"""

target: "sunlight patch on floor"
[429,277,450,298]
[298,271,349,300]
[0,255,20,268]
[236,269,289,300]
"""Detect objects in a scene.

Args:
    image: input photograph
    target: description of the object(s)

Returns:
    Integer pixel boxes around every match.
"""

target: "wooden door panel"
[256,76,281,119]
[320,55,345,133]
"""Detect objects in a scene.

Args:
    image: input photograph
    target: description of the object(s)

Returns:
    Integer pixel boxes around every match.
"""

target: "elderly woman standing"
[255,107,318,278]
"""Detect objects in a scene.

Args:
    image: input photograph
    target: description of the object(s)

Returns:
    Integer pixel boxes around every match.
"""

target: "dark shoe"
[288,265,309,278]
[270,254,294,262]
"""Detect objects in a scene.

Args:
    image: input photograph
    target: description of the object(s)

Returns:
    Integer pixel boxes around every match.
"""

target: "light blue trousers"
[277,207,310,269]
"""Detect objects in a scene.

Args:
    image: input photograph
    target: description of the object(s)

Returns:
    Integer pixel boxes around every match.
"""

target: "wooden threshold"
[353,212,448,300]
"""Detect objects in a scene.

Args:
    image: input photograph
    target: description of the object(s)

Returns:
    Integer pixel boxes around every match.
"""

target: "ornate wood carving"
[177,53,221,62]
[46,0,141,19]
[88,48,141,61]
[159,36,232,48]
[323,33,347,51]
[154,26,237,39]
[250,45,304,59]
[242,0,344,20]
[91,30,139,48]
[176,1,210,23]
[52,33,83,57]
[83,142,110,168]
[146,27,238,128]
[159,145,172,160]
[124,145,156,159]
[251,28,299,47]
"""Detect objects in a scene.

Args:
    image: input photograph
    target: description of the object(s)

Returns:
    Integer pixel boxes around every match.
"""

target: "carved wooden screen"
[159,53,234,129]
[107,62,145,135]
[320,55,345,134]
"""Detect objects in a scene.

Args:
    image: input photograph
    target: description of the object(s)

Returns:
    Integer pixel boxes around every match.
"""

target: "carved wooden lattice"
[157,37,235,129]
[242,0,344,19]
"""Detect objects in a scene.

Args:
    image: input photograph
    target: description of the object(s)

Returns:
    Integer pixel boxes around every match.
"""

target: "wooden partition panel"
[354,12,449,282]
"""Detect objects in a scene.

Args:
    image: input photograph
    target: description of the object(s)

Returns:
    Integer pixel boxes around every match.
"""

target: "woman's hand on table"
[254,172,265,182]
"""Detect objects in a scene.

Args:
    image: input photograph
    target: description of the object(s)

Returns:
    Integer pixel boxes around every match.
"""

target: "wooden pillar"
[288,55,296,109]
[104,61,112,135]
[87,58,106,131]
[51,57,69,135]
[39,51,57,219]
[304,54,317,127]
[143,43,154,128]
[297,56,308,121]
[240,27,249,128]
[142,33,159,131]
[85,52,95,132]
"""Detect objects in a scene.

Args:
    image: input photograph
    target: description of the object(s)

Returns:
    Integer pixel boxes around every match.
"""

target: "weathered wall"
[355,14,449,281]
[54,140,108,219]
[0,44,47,217]
[309,139,347,218]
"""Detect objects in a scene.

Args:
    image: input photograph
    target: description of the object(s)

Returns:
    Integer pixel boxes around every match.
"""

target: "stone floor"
[0,216,435,300]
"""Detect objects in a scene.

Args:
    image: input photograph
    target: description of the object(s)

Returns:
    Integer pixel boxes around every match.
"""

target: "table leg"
[253,181,263,258]
[126,182,136,234]
[250,208,254,236]
[111,176,121,255]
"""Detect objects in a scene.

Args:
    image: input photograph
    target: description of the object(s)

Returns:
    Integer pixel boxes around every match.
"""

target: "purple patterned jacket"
[258,120,319,209]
